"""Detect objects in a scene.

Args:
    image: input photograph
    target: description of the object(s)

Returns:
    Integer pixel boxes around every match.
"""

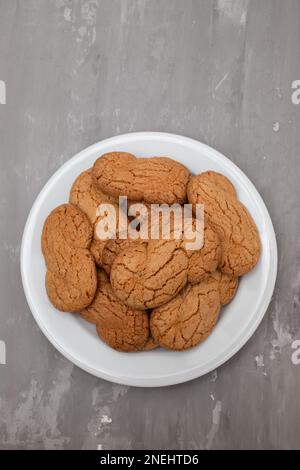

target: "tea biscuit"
[187,171,260,277]
[145,214,221,284]
[150,275,221,351]
[110,239,189,310]
[41,204,97,312]
[142,335,159,351]
[212,271,239,305]
[81,271,149,352]
[92,152,190,204]
[110,220,221,310]
[100,238,140,275]
[90,238,107,267]
[70,169,125,270]
[201,171,237,198]
[69,169,116,224]
[185,223,221,284]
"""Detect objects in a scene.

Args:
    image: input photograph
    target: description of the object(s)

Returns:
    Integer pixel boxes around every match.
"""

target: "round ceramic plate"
[21,132,277,387]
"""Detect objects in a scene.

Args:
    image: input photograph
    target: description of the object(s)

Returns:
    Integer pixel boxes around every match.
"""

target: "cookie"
[93,211,163,274]
[200,171,237,198]
[150,275,221,351]
[184,223,221,284]
[89,238,107,267]
[109,217,221,309]
[100,238,139,275]
[142,335,159,351]
[187,171,260,277]
[144,213,221,285]
[99,209,185,275]
[110,239,189,310]
[92,152,190,204]
[212,271,239,305]
[69,169,115,224]
[81,271,149,352]
[41,204,97,312]
[70,170,131,274]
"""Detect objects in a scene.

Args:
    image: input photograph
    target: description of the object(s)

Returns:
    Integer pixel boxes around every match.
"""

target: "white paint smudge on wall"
[100,415,112,424]
[214,72,229,92]
[112,384,130,401]
[81,1,98,25]
[276,86,282,99]
[240,9,247,27]
[206,401,222,449]
[255,355,264,368]
[270,301,292,360]
[0,79,6,104]
[0,363,73,449]
[61,0,99,65]
[0,340,6,365]
[255,354,267,375]
[292,269,300,308]
[216,0,248,28]
[64,6,72,22]
[82,384,130,450]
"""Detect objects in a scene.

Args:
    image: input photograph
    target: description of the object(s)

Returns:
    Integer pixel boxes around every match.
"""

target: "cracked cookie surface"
[69,169,116,224]
[150,275,221,351]
[110,239,189,310]
[70,170,130,273]
[187,171,260,277]
[100,238,140,274]
[81,271,149,352]
[109,219,221,309]
[90,224,134,271]
[41,204,97,312]
[185,223,221,284]
[142,334,159,351]
[212,271,239,305]
[92,152,190,204]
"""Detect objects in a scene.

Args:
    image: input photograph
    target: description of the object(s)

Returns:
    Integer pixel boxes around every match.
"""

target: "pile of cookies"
[41,152,261,352]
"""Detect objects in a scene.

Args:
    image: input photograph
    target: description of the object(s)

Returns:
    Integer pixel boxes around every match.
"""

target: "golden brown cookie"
[150,275,221,351]
[90,223,137,271]
[41,204,97,312]
[187,171,260,277]
[145,213,221,285]
[201,171,237,198]
[92,152,190,204]
[100,238,140,275]
[211,271,239,305]
[219,271,238,305]
[95,209,189,275]
[110,239,189,310]
[89,238,107,267]
[185,223,221,284]
[93,211,167,275]
[142,335,159,351]
[69,169,115,224]
[69,169,126,271]
[81,271,149,352]
[109,219,221,310]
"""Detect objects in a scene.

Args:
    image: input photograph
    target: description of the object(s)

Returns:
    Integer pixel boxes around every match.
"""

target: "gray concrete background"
[0,0,300,450]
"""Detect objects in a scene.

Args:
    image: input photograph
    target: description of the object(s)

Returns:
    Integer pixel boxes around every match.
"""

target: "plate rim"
[20,131,278,387]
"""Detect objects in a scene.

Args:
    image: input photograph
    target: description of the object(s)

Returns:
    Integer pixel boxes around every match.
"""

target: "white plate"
[21,132,277,387]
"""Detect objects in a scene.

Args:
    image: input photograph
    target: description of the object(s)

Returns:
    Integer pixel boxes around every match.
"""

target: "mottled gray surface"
[0,0,300,450]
